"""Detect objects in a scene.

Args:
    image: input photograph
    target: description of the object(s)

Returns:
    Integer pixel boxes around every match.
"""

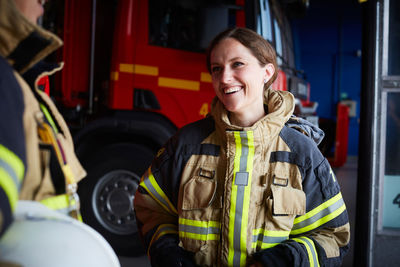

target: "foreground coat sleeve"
[253,128,350,267]
[0,56,26,237]
[134,134,196,267]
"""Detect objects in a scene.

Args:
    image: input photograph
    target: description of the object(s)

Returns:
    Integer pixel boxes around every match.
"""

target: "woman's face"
[210,38,274,118]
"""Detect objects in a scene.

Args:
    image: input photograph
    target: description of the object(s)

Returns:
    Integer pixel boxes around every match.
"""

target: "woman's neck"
[229,108,266,127]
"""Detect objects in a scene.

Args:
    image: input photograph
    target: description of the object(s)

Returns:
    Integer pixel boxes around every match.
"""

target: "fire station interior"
[8,0,400,266]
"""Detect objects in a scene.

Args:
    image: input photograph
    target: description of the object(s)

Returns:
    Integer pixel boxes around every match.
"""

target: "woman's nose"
[220,68,233,83]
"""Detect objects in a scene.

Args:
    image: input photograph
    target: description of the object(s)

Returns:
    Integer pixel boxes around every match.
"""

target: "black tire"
[77,142,154,257]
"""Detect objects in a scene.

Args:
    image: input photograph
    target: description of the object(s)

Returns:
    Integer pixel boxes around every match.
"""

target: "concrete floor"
[120,156,358,267]
[334,156,357,267]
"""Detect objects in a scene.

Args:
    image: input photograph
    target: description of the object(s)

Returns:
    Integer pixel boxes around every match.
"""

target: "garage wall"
[291,0,362,156]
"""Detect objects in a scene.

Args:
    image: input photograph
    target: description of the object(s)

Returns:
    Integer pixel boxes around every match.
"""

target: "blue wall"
[291,0,362,155]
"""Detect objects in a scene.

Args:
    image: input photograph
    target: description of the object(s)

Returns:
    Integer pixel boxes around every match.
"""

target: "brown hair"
[206,27,278,89]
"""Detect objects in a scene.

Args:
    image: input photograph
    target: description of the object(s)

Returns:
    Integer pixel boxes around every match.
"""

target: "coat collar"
[0,0,63,74]
[211,88,295,143]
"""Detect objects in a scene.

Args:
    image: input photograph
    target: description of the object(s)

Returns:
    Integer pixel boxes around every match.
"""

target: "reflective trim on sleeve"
[0,144,25,211]
[291,237,320,267]
[228,131,255,267]
[148,224,178,256]
[179,218,221,241]
[291,192,346,235]
[40,194,82,221]
[251,228,290,249]
[139,168,178,215]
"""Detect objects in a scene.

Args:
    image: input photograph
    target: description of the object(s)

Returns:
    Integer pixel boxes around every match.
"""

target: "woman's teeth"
[225,87,242,94]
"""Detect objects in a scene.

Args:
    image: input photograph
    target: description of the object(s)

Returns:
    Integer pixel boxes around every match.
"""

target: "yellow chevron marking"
[158,77,200,91]
[200,72,212,83]
[110,71,119,81]
[119,64,158,76]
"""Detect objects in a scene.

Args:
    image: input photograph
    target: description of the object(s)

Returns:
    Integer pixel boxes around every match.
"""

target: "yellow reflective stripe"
[0,145,25,211]
[251,228,290,249]
[294,193,342,225]
[40,194,70,210]
[179,218,220,228]
[228,132,242,265]
[291,204,346,235]
[291,193,346,235]
[40,194,82,222]
[292,237,320,267]
[39,103,58,134]
[140,168,178,215]
[0,144,25,182]
[240,131,254,266]
[148,224,178,256]
[228,132,254,267]
[179,218,221,241]
[0,169,18,211]
[179,231,220,241]
[252,228,291,237]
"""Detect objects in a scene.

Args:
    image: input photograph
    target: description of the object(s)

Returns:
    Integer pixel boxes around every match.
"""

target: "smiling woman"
[134,27,350,267]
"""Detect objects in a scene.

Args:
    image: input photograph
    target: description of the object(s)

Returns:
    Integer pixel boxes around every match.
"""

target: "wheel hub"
[92,170,140,235]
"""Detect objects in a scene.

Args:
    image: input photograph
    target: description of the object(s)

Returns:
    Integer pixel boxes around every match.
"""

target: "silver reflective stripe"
[253,234,288,244]
[142,177,173,213]
[233,131,249,267]
[0,158,19,189]
[300,237,319,267]
[292,197,345,231]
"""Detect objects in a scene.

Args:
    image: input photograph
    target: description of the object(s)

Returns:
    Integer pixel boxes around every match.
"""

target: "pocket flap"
[271,185,306,215]
[182,177,217,210]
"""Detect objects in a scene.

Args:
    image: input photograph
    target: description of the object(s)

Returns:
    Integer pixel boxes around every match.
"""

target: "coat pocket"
[179,171,221,258]
[265,185,306,231]
[182,176,217,210]
[271,184,306,216]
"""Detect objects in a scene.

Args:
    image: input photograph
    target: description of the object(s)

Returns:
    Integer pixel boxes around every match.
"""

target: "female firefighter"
[134,27,350,267]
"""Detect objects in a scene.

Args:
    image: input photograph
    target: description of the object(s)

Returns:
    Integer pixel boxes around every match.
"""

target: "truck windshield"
[149,0,237,52]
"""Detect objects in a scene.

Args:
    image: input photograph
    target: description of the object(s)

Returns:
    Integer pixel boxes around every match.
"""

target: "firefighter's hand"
[151,245,197,267]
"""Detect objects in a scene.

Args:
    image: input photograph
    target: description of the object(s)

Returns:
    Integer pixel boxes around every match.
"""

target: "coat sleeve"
[134,135,196,267]
[0,56,26,237]
[253,133,350,267]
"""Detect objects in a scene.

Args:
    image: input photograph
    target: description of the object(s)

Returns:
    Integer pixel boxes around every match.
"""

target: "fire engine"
[44,0,312,256]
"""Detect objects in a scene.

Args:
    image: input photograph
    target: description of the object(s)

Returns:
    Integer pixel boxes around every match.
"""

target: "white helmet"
[0,201,120,267]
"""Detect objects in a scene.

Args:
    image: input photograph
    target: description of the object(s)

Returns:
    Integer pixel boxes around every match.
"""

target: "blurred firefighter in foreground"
[134,27,350,267]
[0,0,85,237]
[0,1,120,266]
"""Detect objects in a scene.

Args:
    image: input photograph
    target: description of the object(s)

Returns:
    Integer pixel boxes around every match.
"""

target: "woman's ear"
[264,63,275,83]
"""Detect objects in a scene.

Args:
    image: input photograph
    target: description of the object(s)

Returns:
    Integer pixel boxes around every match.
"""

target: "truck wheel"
[77,143,155,257]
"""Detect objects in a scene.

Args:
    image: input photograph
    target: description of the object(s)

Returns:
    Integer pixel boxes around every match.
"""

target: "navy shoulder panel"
[274,126,324,170]
[177,116,216,144]
[0,56,26,165]
[173,115,219,156]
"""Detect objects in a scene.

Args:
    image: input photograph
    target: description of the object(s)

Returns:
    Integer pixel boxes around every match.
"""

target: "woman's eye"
[211,66,221,73]
[233,62,244,68]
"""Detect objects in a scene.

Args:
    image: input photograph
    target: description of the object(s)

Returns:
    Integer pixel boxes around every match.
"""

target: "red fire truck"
[45,0,312,256]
